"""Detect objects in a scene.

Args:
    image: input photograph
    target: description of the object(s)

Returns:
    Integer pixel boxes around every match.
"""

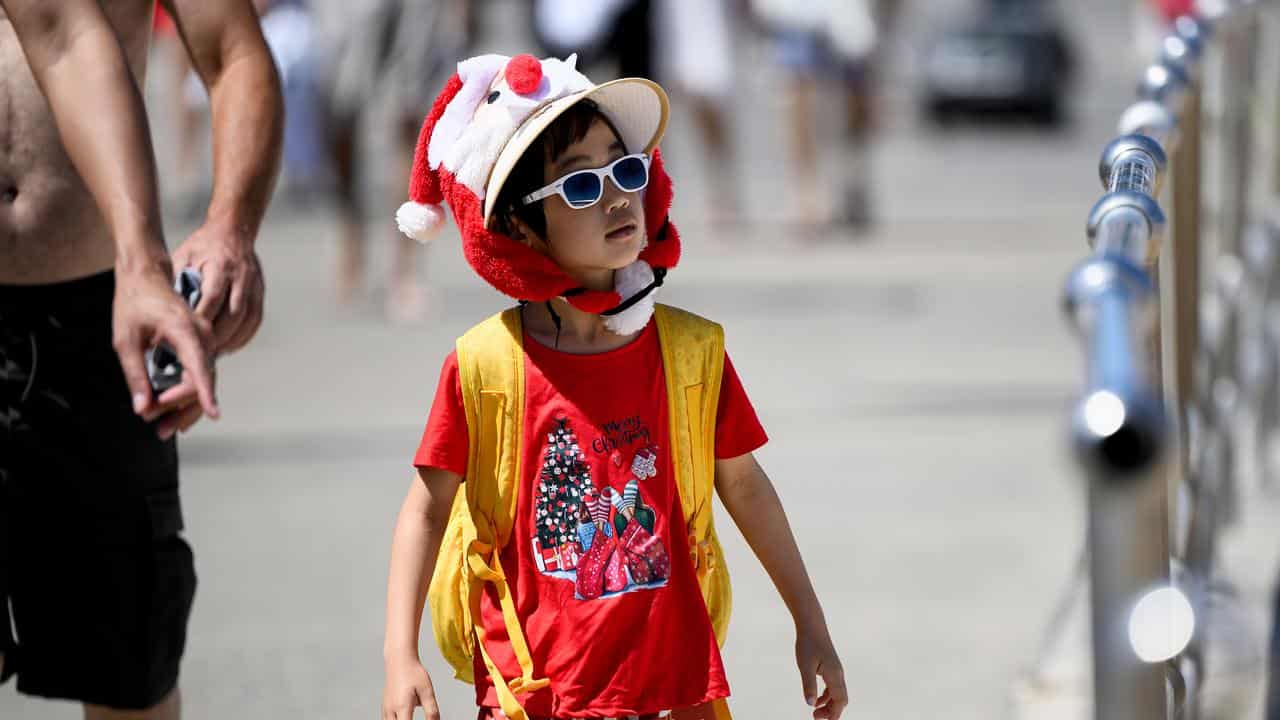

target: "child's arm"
[715,452,849,720]
[383,467,462,720]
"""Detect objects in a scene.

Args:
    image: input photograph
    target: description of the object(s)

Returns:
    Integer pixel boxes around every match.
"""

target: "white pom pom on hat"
[396,201,446,244]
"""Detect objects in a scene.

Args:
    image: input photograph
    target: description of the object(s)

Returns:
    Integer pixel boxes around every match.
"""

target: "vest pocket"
[473,391,508,516]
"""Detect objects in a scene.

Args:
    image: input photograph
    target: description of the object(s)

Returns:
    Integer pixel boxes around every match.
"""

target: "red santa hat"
[397,53,682,334]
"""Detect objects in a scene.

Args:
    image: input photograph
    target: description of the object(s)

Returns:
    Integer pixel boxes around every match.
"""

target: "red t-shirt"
[414,319,767,717]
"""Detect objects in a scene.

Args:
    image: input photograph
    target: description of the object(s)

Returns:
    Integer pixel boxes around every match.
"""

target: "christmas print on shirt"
[530,415,672,601]
[414,329,767,715]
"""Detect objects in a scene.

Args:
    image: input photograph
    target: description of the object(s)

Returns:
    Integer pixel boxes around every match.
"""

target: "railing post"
[1156,16,1206,565]
[1066,132,1175,720]
[1065,251,1171,720]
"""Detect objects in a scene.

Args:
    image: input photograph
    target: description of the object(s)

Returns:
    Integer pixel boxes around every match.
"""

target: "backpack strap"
[456,308,549,720]
[653,305,726,618]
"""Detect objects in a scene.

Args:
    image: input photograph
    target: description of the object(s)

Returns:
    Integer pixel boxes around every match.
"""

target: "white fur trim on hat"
[428,55,508,172]
[396,201,446,243]
[602,260,658,335]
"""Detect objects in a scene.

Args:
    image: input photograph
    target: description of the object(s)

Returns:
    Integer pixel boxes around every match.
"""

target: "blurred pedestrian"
[535,0,744,226]
[0,1,281,718]
[653,0,741,225]
[257,0,327,199]
[751,0,899,233]
[315,0,474,323]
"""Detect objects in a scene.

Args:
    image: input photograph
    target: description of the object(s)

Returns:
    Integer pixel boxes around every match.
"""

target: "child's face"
[528,118,647,288]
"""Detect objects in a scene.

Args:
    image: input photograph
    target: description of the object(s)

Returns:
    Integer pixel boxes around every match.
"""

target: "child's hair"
[493,99,628,239]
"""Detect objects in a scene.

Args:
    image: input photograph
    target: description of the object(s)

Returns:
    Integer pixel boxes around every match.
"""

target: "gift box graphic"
[532,538,564,572]
[557,542,581,570]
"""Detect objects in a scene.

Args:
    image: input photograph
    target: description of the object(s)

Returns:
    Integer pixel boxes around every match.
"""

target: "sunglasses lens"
[562,172,602,207]
[613,156,648,191]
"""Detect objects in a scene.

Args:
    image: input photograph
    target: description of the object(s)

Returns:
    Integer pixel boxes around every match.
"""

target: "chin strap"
[530,263,668,340]
[545,301,562,348]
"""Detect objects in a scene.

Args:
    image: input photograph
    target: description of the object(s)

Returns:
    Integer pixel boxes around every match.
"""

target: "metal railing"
[1062,1,1280,717]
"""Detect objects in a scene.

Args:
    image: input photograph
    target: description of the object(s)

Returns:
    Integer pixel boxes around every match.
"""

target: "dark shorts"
[0,271,196,710]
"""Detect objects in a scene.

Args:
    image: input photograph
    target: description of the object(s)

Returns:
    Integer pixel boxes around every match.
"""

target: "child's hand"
[796,626,848,720]
[382,656,440,720]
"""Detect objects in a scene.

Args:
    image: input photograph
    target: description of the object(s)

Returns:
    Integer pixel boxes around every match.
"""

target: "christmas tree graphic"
[534,417,592,554]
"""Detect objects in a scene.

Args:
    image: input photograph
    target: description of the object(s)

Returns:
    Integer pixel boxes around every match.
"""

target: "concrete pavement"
[5,1,1280,718]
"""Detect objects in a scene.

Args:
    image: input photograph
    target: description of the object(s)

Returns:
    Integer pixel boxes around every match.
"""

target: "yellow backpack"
[426,304,733,720]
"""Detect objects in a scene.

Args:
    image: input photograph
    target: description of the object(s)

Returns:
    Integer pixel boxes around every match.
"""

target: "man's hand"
[112,259,219,438]
[172,221,264,354]
[382,656,440,720]
[796,623,849,720]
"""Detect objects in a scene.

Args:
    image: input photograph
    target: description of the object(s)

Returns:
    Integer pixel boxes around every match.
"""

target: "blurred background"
[7,0,1280,717]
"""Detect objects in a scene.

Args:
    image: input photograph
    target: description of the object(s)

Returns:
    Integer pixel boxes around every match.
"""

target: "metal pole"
[1067,134,1174,720]
[1066,249,1171,720]
[1216,9,1254,259]
[1170,71,1203,549]
[1087,456,1172,720]
[1180,0,1254,635]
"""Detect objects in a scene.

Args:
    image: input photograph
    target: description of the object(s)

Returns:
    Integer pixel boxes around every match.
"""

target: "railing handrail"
[1062,2,1268,718]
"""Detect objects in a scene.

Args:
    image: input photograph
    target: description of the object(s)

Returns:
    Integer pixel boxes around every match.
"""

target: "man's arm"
[716,452,849,720]
[1,0,218,425]
[163,0,282,355]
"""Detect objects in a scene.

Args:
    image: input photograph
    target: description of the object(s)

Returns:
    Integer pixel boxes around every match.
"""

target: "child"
[382,54,846,720]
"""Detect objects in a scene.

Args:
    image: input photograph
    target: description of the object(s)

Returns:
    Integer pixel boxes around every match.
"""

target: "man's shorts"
[0,271,197,710]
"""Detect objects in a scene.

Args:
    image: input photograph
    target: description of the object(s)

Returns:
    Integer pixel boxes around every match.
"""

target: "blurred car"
[921,0,1075,125]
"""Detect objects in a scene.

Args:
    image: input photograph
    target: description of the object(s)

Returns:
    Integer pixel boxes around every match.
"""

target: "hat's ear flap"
[639,147,681,270]
[396,73,464,243]
[446,172,582,301]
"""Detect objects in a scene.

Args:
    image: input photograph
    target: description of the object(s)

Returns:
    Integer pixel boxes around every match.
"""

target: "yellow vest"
[427,304,733,720]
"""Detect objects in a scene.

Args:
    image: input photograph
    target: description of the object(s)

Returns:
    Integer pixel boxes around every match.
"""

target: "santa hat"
[397,53,682,334]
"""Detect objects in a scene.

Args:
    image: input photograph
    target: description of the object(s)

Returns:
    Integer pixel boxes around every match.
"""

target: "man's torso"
[0,0,155,285]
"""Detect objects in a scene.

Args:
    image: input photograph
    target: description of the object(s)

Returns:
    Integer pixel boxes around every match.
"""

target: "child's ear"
[509,214,548,253]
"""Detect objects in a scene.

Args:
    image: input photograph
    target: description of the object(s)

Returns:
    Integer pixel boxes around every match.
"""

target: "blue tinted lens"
[613,156,648,191]
[562,172,602,207]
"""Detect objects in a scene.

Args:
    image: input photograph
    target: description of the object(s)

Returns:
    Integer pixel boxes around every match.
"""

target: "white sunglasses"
[521,153,651,209]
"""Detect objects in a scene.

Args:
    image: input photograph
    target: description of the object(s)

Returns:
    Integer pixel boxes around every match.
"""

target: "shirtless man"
[0,2,281,718]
